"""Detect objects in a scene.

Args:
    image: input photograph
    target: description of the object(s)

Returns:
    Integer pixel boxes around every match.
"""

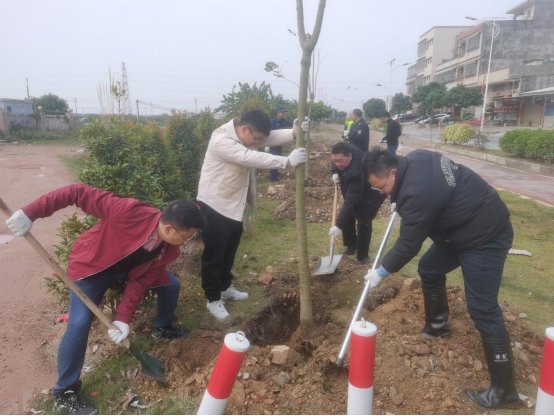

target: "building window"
[424,76,431,84]
[458,41,466,55]
[417,57,426,71]
[467,34,481,51]
[7,106,12,112]
[456,67,464,78]
[418,40,426,55]
[465,61,478,77]
[426,58,432,66]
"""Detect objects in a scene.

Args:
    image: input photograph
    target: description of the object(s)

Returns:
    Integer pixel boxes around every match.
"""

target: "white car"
[419,113,450,124]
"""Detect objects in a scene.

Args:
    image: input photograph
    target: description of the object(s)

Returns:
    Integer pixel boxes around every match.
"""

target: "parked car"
[418,113,450,124]
[399,114,416,122]
[392,114,400,121]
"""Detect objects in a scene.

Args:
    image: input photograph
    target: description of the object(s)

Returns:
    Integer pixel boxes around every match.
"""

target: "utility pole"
[74,98,78,116]
[26,78,30,99]
[120,62,132,116]
[195,98,198,114]
[136,99,140,121]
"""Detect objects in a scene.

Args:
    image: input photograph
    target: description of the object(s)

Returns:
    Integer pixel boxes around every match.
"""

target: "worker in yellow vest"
[343,119,354,140]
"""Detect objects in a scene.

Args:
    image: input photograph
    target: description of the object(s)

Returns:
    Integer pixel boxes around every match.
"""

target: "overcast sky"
[1,0,515,115]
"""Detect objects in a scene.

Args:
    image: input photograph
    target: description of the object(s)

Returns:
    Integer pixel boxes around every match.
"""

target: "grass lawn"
[58,155,86,177]
[41,158,553,414]
[440,144,554,168]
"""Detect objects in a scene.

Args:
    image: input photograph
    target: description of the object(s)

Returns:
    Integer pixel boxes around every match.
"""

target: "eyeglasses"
[248,127,265,143]
[371,170,392,192]
[172,226,195,243]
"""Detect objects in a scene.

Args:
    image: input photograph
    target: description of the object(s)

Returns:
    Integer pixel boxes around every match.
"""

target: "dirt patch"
[135,260,541,415]
[259,138,392,223]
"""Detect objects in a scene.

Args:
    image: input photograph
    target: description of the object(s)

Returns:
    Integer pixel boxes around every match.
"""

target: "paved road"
[323,123,554,206]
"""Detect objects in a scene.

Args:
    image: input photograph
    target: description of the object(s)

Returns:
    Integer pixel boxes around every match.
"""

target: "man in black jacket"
[380,111,401,155]
[347,109,370,152]
[329,142,386,264]
[362,148,518,409]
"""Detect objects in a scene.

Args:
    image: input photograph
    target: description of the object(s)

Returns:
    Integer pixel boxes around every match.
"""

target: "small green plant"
[371,118,385,131]
[473,132,490,149]
[440,123,475,145]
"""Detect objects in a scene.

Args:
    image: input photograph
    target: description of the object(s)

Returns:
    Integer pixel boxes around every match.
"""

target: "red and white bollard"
[536,327,554,415]
[347,319,377,415]
[197,331,250,415]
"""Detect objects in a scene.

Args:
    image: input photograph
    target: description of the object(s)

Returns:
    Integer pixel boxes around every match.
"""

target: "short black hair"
[352,109,362,118]
[362,147,398,180]
[161,199,205,231]
[381,111,391,118]
[238,110,271,137]
[332,142,352,156]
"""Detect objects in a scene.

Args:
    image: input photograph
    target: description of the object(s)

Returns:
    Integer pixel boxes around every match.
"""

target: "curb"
[423,142,554,178]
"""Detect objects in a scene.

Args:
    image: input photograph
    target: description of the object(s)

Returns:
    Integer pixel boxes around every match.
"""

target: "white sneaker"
[207,300,229,320]
[221,285,249,301]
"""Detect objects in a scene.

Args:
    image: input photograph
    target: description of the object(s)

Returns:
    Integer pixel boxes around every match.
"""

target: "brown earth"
[0,143,85,414]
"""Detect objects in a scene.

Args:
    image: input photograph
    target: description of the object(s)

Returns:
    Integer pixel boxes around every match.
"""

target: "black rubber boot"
[420,288,451,338]
[467,336,520,408]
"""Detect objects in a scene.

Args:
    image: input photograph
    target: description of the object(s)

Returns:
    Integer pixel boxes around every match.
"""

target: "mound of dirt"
[135,265,541,415]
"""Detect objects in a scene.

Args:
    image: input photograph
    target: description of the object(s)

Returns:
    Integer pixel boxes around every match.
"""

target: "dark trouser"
[52,271,180,395]
[417,222,514,338]
[342,216,372,261]
[269,146,282,181]
[387,145,398,155]
[199,202,243,302]
[341,201,382,261]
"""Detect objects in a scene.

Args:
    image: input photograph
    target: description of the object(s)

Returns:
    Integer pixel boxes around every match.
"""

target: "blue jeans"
[52,271,180,395]
[387,145,398,155]
[417,223,514,338]
[269,146,282,181]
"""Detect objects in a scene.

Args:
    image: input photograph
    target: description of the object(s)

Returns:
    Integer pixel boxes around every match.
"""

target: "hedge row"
[499,130,554,163]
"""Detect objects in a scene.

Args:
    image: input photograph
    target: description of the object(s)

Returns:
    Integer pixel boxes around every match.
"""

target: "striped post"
[347,320,377,415]
[197,332,250,415]
[536,327,554,415]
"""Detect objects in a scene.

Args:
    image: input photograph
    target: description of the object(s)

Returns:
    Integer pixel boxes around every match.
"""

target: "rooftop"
[506,0,535,15]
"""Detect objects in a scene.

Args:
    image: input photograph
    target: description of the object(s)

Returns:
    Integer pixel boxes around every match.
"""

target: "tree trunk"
[296,49,314,331]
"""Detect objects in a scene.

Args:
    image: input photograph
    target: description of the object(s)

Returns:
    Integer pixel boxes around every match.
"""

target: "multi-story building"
[433,0,554,125]
[405,26,470,98]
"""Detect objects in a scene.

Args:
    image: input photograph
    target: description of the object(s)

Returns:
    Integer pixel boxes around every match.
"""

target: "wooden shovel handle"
[330,181,339,244]
[0,197,130,348]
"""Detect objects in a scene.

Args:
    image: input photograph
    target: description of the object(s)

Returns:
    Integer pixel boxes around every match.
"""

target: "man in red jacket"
[6,184,205,415]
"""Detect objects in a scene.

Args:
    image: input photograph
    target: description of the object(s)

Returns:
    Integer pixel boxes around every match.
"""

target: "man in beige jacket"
[197,110,309,319]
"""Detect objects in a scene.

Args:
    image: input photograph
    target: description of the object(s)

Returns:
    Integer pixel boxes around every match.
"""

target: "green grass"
[58,155,87,177]
[35,169,553,414]
[314,123,341,134]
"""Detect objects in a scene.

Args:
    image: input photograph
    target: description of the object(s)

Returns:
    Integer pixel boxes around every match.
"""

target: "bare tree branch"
[306,0,326,51]
[296,0,307,48]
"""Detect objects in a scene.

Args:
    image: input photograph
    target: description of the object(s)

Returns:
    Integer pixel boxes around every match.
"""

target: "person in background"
[267,106,293,182]
[197,110,309,320]
[346,109,370,152]
[329,142,386,265]
[379,111,401,155]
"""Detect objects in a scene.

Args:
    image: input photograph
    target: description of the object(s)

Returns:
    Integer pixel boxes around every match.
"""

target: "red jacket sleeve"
[21,184,130,221]
[114,249,179,323]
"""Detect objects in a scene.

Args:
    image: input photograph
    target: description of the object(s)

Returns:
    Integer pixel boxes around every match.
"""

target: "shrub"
[440,123,475,145]
[46,115,209,310]
[473,132,490,149]
[500,129,554,163]
[371,118,385,131]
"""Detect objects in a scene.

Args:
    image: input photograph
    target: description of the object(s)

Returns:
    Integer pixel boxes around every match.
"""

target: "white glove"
[265,147,270,152]
[6,210,33,237]
[108,321,129,344]
[288,148,307,167]
[329,226,340,239]
[391,202,397,214]
[364,269,383,289]
[293,118,310,133]
[332,173,339,183]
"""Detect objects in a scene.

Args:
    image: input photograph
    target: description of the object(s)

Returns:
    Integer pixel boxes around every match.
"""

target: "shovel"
[336,210,399,366]
[312,181,343,276]
[0,197,165,383]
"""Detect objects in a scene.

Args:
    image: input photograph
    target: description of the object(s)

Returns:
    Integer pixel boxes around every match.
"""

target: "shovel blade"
[312,254,343,276]
[128,341,165,383]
